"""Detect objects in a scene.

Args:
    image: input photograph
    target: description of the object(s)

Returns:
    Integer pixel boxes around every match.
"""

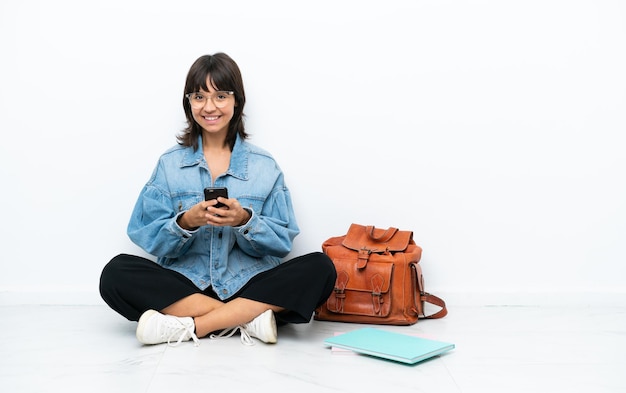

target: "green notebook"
[324,327,455,364]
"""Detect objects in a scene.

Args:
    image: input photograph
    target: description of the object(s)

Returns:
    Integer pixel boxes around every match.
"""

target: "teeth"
[204,116,219,120]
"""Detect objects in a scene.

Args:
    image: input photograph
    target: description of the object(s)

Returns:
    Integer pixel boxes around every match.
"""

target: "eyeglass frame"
[185,90,235,108]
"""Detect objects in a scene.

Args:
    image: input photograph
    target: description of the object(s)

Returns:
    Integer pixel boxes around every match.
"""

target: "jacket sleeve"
[233,174,300,258]
[126,168,198,258]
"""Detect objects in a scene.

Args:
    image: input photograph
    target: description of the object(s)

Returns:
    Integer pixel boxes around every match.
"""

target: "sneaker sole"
[136,309,159,344]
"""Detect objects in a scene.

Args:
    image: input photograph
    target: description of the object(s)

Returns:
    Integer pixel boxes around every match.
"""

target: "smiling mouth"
[203,116,219,121]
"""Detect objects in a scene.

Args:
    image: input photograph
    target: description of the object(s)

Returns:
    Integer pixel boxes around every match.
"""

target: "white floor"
[2,304,625,393]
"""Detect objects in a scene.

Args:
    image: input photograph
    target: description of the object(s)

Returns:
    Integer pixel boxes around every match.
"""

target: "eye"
[192,93,205,101]
[215,92,229,101]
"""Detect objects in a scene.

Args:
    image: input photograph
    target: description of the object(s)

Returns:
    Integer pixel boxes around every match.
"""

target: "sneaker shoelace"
[166,320,200,347]
[209,325,255,346]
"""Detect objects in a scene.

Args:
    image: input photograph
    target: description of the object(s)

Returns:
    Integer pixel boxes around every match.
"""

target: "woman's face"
[189,77,236,136]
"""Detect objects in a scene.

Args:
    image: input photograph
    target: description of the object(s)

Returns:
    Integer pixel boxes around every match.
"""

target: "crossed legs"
[162,293,284,338]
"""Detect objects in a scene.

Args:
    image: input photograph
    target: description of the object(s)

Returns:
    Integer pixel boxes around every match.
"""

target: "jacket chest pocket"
[173,194,203,213]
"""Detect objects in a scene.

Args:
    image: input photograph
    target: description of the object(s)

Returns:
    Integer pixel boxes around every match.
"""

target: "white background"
[1,0,624,306]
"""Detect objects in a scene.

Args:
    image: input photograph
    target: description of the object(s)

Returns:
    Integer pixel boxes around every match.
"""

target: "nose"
[202,97,217,110]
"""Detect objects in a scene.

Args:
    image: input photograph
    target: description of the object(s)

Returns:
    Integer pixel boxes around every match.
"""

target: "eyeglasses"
[185,91,234,109]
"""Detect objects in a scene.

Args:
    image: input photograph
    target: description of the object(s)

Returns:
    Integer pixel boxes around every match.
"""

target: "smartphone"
[204,187,228,208]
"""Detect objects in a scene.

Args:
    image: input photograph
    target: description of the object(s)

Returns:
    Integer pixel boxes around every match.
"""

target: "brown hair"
[177,53,247,150]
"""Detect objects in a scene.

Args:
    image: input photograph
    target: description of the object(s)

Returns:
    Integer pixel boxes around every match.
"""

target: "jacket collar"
[180,135,249,181]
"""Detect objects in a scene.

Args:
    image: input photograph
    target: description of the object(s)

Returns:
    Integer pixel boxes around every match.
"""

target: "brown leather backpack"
[314,224,447,325]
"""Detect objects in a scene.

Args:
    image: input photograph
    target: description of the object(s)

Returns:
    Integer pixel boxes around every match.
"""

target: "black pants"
[99,252,337,324]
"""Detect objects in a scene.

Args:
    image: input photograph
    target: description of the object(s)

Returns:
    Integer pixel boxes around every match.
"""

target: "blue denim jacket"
[127,135,300,299]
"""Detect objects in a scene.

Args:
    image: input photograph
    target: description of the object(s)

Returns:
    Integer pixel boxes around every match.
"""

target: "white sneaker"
[136,309,200,347]
[243,309,277,344]
[210,309,277,345]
